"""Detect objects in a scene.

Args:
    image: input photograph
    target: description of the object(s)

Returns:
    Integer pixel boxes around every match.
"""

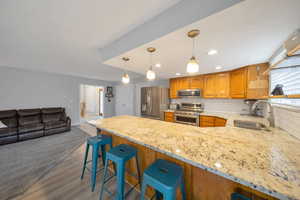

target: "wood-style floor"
[1,124,139,200]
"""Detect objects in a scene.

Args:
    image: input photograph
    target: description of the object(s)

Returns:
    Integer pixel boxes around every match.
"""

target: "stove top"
[175,110,202,116]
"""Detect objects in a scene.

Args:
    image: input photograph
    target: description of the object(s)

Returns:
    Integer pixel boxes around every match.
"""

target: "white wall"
[83,85,102,114]
[115,84,136,116]
[0,66,116,125]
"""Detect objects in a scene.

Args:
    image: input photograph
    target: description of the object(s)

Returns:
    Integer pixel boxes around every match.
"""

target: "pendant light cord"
[192,38,195,57]
[149,52,153,70]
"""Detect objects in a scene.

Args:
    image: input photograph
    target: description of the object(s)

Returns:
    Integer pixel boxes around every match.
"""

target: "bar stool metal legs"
[99,144,141,200]
[80,135,112,192]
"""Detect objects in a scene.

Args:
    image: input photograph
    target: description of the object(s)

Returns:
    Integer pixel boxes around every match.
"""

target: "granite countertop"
[96,115,300,200]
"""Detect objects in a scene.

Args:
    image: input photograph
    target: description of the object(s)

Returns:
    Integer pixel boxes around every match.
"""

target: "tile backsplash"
[273,106,300,139]
[171,98,249,114]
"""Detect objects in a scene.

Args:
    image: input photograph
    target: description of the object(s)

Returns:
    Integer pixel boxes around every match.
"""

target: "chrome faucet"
[251,100,275,127]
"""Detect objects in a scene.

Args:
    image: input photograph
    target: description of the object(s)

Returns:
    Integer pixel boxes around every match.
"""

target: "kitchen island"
[96,115,300,200]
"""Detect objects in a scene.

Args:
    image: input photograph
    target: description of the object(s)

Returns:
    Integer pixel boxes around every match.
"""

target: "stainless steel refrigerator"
[141,87,169,119]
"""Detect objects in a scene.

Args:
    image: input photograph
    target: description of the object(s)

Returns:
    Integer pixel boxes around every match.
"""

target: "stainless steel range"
[174,103,203,126]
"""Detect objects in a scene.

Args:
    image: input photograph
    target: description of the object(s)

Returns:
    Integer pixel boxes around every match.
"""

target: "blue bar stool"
[81,135,112,192]
[99,144,141,200]
[140,159,186,200]
[231,193,251,200]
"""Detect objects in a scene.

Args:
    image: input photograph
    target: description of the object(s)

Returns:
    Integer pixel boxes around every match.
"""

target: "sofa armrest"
[66,117,71,130]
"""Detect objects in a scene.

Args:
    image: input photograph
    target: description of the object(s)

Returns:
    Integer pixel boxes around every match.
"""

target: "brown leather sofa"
[0,107,71,145]
[0,110,18,145]
[42,107,71,136]
[18,109,44,141]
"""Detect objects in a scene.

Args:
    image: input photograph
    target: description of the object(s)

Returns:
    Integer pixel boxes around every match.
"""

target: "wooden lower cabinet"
[164,112,174,122]
[200,115,227,127]
[101,131,277,200]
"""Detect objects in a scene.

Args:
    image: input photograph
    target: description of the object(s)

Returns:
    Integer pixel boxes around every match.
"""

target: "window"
[270,66,300,107]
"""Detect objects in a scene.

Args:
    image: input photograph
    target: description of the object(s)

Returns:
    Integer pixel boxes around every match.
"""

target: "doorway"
[80,84,104,124]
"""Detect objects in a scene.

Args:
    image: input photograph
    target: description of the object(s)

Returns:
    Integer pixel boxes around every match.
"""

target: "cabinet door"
[215,117,227,127]
[178,77,189,90]
[230,67,247,98]
[189,75,204,89]
[169,78,178,99]
[215,73,230,98]
[164,112,174,122]
[246,63,269,99]
[199,115,215,127]
[203,74,216,98]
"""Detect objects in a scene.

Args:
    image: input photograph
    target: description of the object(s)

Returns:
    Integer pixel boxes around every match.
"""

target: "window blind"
[270,66,300,106]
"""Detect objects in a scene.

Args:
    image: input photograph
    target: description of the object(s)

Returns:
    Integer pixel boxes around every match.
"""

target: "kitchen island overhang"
[96,115,300,200]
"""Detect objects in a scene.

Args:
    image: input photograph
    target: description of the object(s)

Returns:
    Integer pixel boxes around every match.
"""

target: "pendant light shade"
[146,69,156,80]
[121,57,130,84]
[146,47,156,81]
[186,56,199,73]
[122,73,130,84]
[186,29,200,73]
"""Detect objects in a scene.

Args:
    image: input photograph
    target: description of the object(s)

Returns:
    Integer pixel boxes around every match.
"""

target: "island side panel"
[101,130,278,200]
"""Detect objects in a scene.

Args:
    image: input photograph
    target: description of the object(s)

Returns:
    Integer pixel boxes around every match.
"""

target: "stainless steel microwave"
[177,89,202,98]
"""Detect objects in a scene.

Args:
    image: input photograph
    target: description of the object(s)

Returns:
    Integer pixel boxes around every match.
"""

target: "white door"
[115,84,135,116]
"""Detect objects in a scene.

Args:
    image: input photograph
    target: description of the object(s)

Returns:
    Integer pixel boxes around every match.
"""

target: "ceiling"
[105,0,300,79]
[0,0,181,81]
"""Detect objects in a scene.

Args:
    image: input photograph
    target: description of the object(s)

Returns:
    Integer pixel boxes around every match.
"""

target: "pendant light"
[186,29,200,73]
[121,57,130,84]
[146,47,156,80]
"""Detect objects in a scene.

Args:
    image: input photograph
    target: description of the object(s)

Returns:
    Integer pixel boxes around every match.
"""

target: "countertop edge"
[97,126,290,200]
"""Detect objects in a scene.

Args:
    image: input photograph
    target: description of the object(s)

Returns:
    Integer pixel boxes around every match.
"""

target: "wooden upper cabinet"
[178,77,189,90]
[203,74,216,98]
[169,76,203,99]
[230,67,248,98]
[169,63,269,99]
[169,78,178,99]
[203,73,229,98]
[188,75,204,89]
[246,63,269,99]
[215,72,230,98]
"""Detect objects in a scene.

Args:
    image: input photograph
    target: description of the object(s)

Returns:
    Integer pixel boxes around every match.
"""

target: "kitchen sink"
[233,120,270,131]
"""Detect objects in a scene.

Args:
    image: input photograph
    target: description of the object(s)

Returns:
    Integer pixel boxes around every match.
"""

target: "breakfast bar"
[96,115,300,200]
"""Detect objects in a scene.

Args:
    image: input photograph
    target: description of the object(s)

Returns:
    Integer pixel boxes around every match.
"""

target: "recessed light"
[155,63,161,68]
[216,65,222,70]
[208,49,218,55]
[175,73,181,76]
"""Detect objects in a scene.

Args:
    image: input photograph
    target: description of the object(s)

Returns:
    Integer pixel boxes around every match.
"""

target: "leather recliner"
[42,107,71,136]
[0,107,71,145]
[18,109,44,141]
[0,110,18,145]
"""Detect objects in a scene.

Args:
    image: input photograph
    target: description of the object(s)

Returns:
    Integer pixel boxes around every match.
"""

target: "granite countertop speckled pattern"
[96,115,300,200]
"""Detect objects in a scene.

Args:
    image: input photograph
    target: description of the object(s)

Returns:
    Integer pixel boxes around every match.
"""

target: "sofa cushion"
[42,113,63,123]
[0,110,17,119]
[0,127,18,138]
[18,109,41,117]
[19,123,44,134]
[44,121,66,130]
[41,107,64,114]
[19,115,41,126]
[1,118,18,128]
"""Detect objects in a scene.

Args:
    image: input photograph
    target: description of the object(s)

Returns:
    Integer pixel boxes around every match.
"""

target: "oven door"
[175,115,199,126]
